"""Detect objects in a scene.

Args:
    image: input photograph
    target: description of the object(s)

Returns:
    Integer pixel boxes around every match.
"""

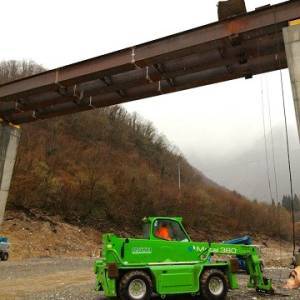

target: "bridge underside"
[0,1,300,125]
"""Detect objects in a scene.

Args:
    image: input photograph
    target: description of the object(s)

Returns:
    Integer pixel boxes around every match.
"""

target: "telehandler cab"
[94,217,273,299]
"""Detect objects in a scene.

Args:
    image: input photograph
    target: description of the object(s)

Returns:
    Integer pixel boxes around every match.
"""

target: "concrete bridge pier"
[0,123,21,228]
[283,21,300,138]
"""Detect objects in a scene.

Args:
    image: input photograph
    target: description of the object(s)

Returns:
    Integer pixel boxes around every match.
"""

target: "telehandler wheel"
[119,270,153,300]
[200,269,228,300]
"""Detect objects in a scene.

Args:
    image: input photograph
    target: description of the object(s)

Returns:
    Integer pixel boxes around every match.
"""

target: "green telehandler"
[94,217,273,299]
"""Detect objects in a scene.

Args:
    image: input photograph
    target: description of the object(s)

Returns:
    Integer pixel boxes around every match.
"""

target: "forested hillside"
[1,61,293,239]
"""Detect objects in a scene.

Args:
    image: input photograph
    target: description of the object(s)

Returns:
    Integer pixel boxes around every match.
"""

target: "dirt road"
[0,258,96,299]
[1,257,300,299]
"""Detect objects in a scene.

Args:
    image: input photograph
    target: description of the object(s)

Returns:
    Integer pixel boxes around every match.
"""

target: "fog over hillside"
[194,126,300,203]
[123,68,299,204]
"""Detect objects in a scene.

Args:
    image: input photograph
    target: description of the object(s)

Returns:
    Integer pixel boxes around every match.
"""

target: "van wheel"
[200,269,228,300]
[1,252,8,261]
[119,271,152,300]
[3,252,9,261]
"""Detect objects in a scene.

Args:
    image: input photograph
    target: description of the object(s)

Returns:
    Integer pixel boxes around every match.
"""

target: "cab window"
[153,219,189,242]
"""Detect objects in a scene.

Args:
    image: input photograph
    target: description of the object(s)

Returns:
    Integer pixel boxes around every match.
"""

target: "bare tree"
[0,60,45,85]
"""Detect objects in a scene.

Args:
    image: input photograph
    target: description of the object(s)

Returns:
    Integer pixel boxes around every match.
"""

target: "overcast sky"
[1,0,299,201]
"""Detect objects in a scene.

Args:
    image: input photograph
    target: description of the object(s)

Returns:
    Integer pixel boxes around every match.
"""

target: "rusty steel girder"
[0,0,300,124]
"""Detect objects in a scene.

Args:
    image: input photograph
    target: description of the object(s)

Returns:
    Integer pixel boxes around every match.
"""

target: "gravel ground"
[1,258,300,300]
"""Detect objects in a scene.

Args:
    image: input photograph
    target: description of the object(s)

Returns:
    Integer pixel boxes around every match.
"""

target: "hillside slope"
[0,60,293,241]
[6,107,292,239]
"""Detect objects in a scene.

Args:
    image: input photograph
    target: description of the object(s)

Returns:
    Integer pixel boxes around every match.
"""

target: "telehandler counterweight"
[94,217,273,299]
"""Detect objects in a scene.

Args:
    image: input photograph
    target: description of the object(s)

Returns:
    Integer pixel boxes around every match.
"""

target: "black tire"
[118,270,153,300]
[1,252,9,261]
[200,269,228,300]
[2,252,8,261]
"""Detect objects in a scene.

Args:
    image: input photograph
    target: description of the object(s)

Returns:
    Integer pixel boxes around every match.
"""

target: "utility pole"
[178,159,181,191]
